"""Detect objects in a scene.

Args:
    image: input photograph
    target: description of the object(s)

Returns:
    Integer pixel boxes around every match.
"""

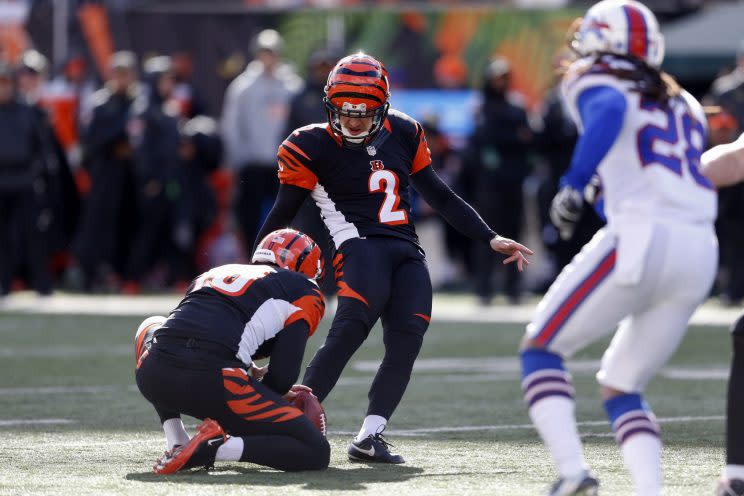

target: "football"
[290,390,327,436]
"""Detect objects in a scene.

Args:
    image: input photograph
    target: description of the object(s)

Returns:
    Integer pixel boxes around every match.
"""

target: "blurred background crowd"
[1,0,744,306]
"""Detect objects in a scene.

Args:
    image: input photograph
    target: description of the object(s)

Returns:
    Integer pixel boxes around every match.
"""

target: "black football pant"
[727,313,744,466]
[136,348,329,471]
[303,236,432,420]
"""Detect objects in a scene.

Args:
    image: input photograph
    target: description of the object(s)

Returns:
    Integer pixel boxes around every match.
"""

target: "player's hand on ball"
[550,186,584,241]
[490,235,533,272]
[283,384,313,402]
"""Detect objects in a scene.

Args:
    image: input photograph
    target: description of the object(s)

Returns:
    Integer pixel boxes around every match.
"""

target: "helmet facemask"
[324,98,389,148]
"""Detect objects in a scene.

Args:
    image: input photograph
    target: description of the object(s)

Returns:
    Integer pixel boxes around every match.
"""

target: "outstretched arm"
[411,166,533,270]
[702,133,744,188]
[253,184,310,251]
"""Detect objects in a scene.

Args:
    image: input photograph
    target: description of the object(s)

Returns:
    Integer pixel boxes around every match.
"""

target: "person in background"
[707,41,744,132]
[171,51,206,119]
[708,110,744,307]
[69,51,140,291]
[16,49,47,105]
[221,29,302,251]
[536,49,603,290]
[0,62,50,296]
[284,47,337,295]
[122,56,181,293]
[466,56,533,304]
[169,115,223,285]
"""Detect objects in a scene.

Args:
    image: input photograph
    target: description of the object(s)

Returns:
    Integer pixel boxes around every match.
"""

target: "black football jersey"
[157,264,324,364]
[277,109,432,249]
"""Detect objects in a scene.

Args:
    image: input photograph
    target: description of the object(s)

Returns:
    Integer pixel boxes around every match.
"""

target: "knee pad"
[135,315,166,361]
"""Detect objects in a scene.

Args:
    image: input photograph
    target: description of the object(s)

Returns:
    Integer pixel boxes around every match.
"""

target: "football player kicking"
[254,53,533,463]
[702,132,744,496]
[134,228,329,473]
[519,1,718,495]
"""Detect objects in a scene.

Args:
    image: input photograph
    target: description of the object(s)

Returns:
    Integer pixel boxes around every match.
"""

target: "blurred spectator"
[41,55,97,169]
[0,62,51,296]
[534,50,603,289]
[220,28,302,249]
[283,47,336,294]
[415,115,472,289]
[709,110,744,306]
[122,55,182,293]
[171,51,206,119]
[69,51,140,291]
[16,49,47,105]
[708,40,744,131]
[465,56,532,304]
[284,48,335,133]
[171,115,223,283]
[16,49,80,291]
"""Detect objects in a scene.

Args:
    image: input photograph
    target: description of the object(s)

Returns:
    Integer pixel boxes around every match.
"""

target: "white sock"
[529,396,587,478]
[620,433,662,496]
[355,415,387,442]
[216,436,244,462]
[724,465,744,481]
[162,418,190,450]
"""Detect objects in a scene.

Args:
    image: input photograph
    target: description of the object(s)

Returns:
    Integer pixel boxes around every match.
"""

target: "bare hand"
[283,384,313,402]
[490,235,534,272]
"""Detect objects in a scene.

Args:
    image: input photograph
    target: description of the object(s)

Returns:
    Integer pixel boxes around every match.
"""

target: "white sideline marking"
[0,345,130,358]
[0,418,75,427]
[331,415,725,437]
[0,385,137,396]
[0,292,740,326]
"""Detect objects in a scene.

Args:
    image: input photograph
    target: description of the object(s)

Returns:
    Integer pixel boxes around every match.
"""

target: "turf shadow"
[126,465,426,490]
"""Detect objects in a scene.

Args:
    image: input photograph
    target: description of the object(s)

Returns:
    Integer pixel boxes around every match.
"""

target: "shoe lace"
[372,432,394,450]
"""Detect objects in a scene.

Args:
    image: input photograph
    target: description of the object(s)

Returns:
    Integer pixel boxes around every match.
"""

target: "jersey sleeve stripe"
[278,148,305,171]
[282,140,311,161]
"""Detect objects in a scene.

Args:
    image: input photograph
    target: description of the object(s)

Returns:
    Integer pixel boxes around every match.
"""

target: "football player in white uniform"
[518,2,718,495]
[701,133,744,496]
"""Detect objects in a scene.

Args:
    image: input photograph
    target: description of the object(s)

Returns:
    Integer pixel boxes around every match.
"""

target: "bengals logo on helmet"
[323,53,391,147]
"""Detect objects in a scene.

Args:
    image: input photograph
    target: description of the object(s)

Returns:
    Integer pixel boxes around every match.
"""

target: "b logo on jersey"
[370,160,385,171]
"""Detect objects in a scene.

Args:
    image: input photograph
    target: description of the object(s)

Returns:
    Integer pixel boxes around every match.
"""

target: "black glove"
[550,186,584,241]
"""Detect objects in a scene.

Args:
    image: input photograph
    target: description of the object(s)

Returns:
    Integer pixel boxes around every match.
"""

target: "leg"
[720,313,744,494]
[519,229,637,490]
[303,238,392,401]
[346,250,432,464]
[368,257,431,421]
[137,354,329,472]
[597,301,702,496]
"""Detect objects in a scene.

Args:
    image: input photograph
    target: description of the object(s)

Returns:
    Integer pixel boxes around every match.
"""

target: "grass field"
[0,304,732,495]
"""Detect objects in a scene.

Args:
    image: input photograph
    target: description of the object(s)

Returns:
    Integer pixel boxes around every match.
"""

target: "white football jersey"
[562,56,717,226]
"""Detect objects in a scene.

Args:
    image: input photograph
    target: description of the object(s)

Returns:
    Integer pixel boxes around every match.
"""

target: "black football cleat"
[153,418,226,474]
[717,478,744,496]
[348,431,405,464]
[546,470,599,496]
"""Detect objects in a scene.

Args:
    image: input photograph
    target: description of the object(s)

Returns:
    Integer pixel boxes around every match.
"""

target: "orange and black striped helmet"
[252,228,324,280]
[323,52,390,147]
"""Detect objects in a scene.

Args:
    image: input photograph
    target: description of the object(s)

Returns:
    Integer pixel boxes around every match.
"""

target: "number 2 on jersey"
[369,169,408,225]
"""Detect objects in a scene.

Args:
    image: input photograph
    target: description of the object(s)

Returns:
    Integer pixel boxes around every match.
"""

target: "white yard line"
[0,385,137,395]
[0,418,76,427]
[331,415,725,437]
[1,292,740,326]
